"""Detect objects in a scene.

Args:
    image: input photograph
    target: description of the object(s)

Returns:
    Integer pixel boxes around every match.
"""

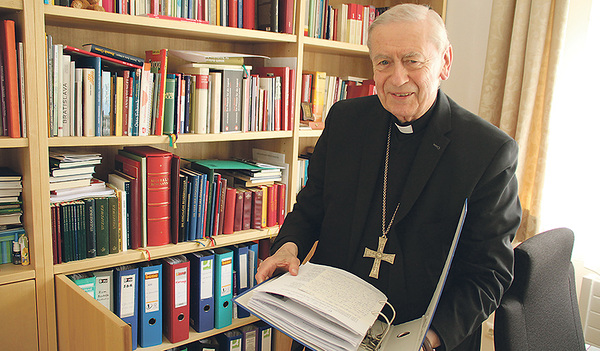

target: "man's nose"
[389,62,410,85]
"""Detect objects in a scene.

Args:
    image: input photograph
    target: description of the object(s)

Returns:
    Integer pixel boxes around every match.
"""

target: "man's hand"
[255,242,300,284]
[420,329,441,351]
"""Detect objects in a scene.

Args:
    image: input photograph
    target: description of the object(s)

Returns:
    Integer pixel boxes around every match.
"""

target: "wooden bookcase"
[0,0,445,349]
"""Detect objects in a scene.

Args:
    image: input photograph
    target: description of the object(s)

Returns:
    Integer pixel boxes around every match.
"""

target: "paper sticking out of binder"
[234,199,467,351]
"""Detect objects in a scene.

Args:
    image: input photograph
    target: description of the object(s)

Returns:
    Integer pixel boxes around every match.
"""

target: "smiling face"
[370,20,452,123]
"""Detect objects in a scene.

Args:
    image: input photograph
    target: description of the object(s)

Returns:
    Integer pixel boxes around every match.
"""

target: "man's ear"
[440,45,453,81]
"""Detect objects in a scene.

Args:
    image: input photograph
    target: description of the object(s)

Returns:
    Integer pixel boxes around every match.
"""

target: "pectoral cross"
[363,236,396,279]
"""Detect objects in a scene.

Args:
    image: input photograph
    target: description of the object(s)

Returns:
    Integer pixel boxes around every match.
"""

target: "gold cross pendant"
[363,236,396,279]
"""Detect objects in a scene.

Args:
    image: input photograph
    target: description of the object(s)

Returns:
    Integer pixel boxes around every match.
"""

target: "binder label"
[174,267,188,308]
[120,274,136,318]
[201,260,214,299]
[144,270,160,313]
[240,253,248,289]
[220,258,233,296]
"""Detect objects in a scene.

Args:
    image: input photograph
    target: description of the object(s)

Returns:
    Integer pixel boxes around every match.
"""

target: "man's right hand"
[255,242,300,284]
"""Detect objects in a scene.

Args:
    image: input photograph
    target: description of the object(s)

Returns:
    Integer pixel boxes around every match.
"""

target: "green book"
[163,75,176,134]
[95,197,109,256]
[75,200,87,260]
[84,198,96,258]
[108,195,119,254]
[60,202,73,262]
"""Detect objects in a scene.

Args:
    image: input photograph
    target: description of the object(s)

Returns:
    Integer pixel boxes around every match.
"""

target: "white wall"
[441,0,493,115]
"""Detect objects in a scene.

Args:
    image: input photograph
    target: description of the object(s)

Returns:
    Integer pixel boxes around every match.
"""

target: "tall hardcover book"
[95,196,110,256]
[114,154,143,249]
[0,20,20,138]
[145,49,168,135]
[123,146,172,246]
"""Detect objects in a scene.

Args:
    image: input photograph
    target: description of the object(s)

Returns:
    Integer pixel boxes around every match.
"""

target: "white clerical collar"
[395,123,414,134]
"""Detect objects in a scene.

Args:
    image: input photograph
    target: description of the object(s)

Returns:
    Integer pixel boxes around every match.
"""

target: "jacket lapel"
[393,91,452,225]
[345,102,391,269]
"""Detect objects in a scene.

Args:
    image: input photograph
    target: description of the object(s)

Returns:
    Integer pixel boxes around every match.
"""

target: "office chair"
[494,227,586,351]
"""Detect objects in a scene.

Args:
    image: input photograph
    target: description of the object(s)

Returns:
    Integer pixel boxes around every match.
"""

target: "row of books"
[300,71,376,128]
[305,1,390,45]
[0,19,26,138]
[49,147,287,263]
[69,241,271,348]
[50,0,295,35]
[45,41,296,137]
[0,227,28,265]
[0,167,29,265]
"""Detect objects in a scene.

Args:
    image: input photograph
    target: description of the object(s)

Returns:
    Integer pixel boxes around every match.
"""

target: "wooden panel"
[0,279,39,350]
[55,275,131,351]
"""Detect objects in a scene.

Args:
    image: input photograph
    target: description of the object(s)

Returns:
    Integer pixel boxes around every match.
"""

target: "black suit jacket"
[272,91,522,351]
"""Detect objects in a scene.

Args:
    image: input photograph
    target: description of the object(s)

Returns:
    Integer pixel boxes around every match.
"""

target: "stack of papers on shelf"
[49,150,102,192]
[0,167,23,228]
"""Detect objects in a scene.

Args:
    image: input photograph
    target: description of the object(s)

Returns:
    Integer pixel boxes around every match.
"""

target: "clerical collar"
[393,97,438,134]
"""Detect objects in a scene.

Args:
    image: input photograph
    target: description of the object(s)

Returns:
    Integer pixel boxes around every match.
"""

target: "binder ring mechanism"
[360,301,396,351]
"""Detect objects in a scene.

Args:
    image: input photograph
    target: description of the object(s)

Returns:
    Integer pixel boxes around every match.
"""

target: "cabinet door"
[55,275,131,351]
[0,279,39,350]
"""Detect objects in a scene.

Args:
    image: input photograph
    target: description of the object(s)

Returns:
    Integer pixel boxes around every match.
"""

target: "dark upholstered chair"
[494,227,586,351]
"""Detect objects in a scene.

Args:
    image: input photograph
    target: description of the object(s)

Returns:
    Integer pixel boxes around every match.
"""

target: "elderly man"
[256,4,521,351]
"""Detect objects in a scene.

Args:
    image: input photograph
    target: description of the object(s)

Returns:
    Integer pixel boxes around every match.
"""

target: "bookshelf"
[0,0,445,349]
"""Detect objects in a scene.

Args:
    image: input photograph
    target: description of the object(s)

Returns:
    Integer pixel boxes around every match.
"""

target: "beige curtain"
[479,0,569,242]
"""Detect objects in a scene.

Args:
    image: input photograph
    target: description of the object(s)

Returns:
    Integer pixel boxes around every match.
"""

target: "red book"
[124,146,173,247]
[276,182,286,225]
[228,0,238,27]
[279,0,294,34]
[144,49,168,135]
[170,155,181,244]
[163,255,190,343]
[223,187,237,234]
[346,79,377,99]
[233,188,244,232]
[255,67,291,132]
[249,187,263,229]
[243,0,256,29]
[51,203,61,264]
[114,156,142,249]
[266,184,277,227]
[242,187,252,230]
[0,20,20,138]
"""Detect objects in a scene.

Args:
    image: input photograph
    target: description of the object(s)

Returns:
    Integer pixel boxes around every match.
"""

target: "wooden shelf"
[0,0,23,11]
[0,263,35,285]
[298,129,323,138]
[140,317,260,351]
[303,36,370,56]
[47,131,293,147]
[44,5,297,43]
[0,137,28,148]
[53,227,279,275]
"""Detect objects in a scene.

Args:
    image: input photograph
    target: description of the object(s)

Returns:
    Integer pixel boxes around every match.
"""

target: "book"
[0,20,20,137]
[235,201,467,351]
[81,43,145,67]
[114,153,144,249]
[123,146,172,246]
[170,50,268,64]
[145,49,168,135]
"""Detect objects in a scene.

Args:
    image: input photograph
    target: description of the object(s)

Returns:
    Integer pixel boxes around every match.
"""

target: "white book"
[235,201,467,351]
[192,67,209,134]
[69,60,76,136]
[209,71,222,133]
[93,270,114,312]
[101,70,111,136]
[138,64,152,136]
[54,44,63,137]
[82,68,96,137]
[61,55,71,137]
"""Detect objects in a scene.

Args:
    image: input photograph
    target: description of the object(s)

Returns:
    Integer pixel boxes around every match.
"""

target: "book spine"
[95,197,110,256]
[84,198,96,258]
[163,75,176,134]
[85,44,145,66]
[266,184,276,227]
[146,155,172,246]
[1,20,20,137]
[108,195,120,254]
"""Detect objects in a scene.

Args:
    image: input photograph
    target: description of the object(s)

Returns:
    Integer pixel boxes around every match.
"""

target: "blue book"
[138,262,163,347]
[188,250,215,333]
[247,241,259,288]
[114,265,139,349]
[213,247,234,329]
[180,168,200,240]
[196,171,208,239]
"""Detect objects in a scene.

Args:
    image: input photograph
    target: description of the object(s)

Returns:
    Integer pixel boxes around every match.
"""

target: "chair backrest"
[494,227,586,351]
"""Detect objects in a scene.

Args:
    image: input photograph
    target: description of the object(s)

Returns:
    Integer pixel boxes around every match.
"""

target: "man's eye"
[378,60,390,66]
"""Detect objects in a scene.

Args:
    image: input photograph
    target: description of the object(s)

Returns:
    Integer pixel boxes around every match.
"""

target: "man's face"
[370,20,452,123]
